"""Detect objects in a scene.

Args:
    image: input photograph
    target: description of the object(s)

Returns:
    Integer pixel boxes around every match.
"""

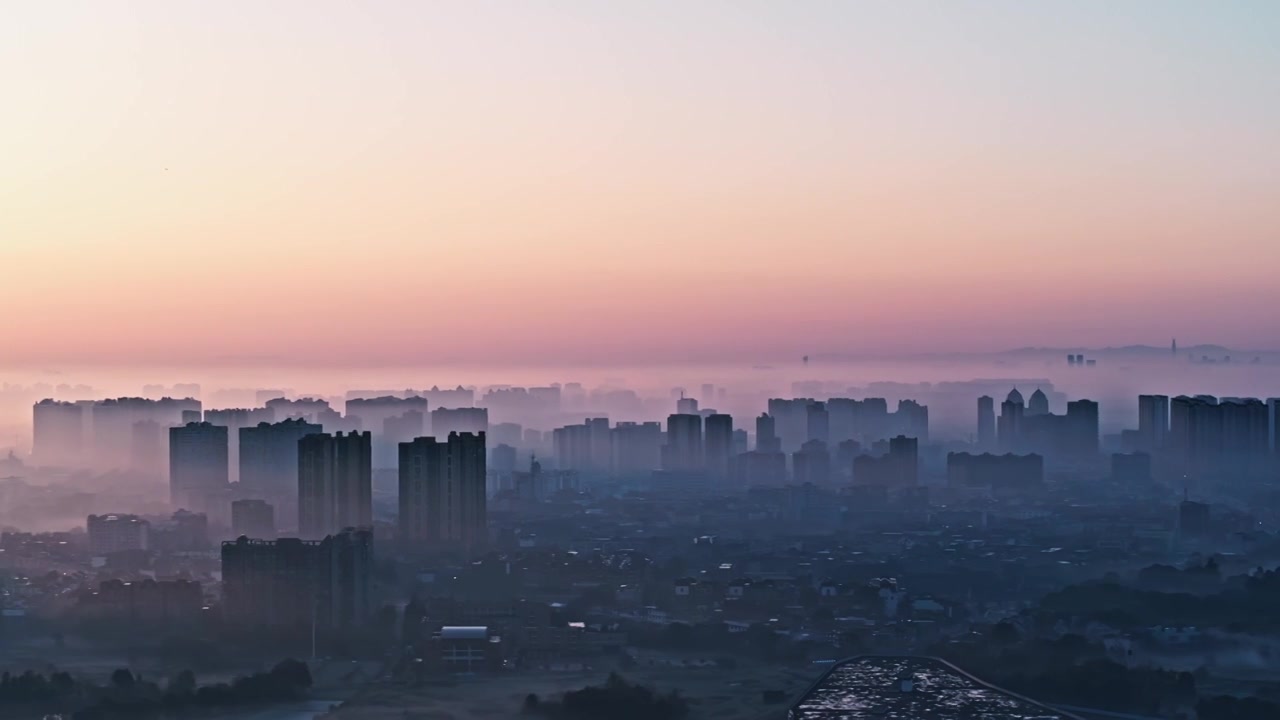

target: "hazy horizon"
[5,1,1280,366]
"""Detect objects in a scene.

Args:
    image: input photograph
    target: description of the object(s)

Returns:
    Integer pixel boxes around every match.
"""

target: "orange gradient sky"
[3,1,1279,366]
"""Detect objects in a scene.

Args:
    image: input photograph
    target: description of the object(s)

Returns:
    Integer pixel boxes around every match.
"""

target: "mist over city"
[5,2,1280,720]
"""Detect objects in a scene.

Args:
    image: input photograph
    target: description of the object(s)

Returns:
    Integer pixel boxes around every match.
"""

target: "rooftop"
[791,656,1082,720]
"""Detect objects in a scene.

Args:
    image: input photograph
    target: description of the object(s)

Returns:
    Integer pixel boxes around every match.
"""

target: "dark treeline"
[0,658,312,719]
[522,673,688,720]
[1041,566,1280,631]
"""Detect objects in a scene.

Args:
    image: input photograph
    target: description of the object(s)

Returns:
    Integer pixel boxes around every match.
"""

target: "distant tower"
[1172,338,1177,356]
[802,355,810,366]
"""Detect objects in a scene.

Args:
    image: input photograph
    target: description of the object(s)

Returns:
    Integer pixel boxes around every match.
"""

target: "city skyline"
[5,1,1280,366]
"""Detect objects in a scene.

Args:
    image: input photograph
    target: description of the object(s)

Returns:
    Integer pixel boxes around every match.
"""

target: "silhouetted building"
[169,422,229,516]
[853,436,918,487]
[553,419,609,474]
[32,399,86,467]
[221,528,373,633]
[1171,395,1222,471]
[976,396,995,450]
[662,414,703,473]
[733,450,787,487]
[298,431,372,539]
[756,413,781,454]
[130,419,165,478]
[77,578,201,626]
[232,499,275,539]
[792,439,832,486]
[240,418,322,527]
[998,389,1024,452]
[346,396,429,468]
[204,407,276,484]
[806,402,829,444]
[1137,395,1170,451]
[92,397,201,469]
[1027,389,1049,417]
[946,453,1044,490]
[1065,399,1100,456]
[1220,397,1268,460]
[87,513,150,555]
[398,432,487,552]
[704,414,734,483]
[610,421,663,476]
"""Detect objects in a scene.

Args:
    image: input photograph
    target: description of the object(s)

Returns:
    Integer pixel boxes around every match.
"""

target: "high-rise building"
[130,419,166,477]
[169,422,229,515]
[204,407,276,484]
[851,435,917,487]
[661,414,703,473]
[1065,399,1100,456]
[767,398,812,452]
[610,421,663,477]
[32,399,86,467]
[704,414,734,483]
[1220,397,1268,453]
[792,439,831,486]
[946,453,1043,490]
[298,431,372,539]
[552,422,589,472]
[1027,389,1049,417]
[756,413,781,454]
[87,513,150,555]
[240,418,322,527]
[345,396,429,468]
[91,397,201,469]
[806,402,829,445]
[221,528,373,633]
[732,450,787,488]
[976,396,995,449]
[1137,395,1170,451]
[676,396,699,415]
[398,432,487,551]
[1268,398,1280,453]
[893,400,930,442]
[997,389,1025,452]
[1171,395,1222,469]
[231,498,276,539]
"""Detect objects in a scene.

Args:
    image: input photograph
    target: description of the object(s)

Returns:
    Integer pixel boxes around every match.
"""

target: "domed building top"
[1005,388,1024,405]
[1028,388,1049,415]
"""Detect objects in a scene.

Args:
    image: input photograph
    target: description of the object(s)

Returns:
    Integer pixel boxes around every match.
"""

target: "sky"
[3,1,1279,367]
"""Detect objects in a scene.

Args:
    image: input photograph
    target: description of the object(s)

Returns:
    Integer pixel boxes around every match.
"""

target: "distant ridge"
[998,344,1236,356]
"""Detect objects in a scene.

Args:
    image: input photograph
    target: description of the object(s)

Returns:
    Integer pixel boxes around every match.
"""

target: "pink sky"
[3,2,1279,366]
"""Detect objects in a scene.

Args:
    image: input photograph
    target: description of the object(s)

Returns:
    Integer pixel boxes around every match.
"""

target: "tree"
[110,669,135,691]
[991,621,1020,646]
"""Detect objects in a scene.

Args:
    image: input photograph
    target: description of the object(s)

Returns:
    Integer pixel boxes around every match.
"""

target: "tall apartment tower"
[756,413,781,454]
[169,422,229,515]
[32,399,86,467]
[297,431,372,539]
[976,396,995,449]
[661,414,703,473]
[704,414,734,483]
[398,432,487,552]
[1137,395,1170,451]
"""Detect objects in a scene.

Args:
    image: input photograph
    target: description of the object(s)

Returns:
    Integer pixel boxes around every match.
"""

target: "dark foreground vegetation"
[522,672,688,720]
[0,658,312,719]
